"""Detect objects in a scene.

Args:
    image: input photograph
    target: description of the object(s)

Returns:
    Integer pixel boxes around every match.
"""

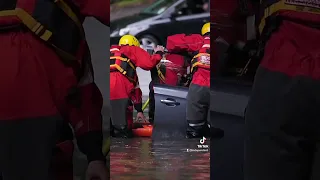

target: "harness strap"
[156,63,165,82]
[0,8,52,40]
[53,0,84,36]
[259,0,320,34]
[191,53,210,73]
[0,0,83,62]
[110,56,137,83]
[110,56,135,70]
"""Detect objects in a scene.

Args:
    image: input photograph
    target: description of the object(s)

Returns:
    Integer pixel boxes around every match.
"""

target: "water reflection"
[110,138,210,180]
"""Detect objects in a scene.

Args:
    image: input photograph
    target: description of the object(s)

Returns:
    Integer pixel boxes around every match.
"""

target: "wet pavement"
[137,68,152,98]
[110,138,210,180]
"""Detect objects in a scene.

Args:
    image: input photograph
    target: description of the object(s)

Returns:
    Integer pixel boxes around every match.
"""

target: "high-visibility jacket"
[258,0,320,34]
[110,47,137,84]
[191,36,210,73]
[0,0,86,68]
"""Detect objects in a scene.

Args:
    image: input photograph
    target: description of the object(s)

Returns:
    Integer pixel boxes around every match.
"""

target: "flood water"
[110,138,210,180]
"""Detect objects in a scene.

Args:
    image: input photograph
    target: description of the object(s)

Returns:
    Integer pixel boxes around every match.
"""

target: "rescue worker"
[125,80,147,133]
[129,80,147,123]
[148,52,190,124]
[244,1,320,180]
[0,0,109,179]
[110,35,164,138]
[166,22,211,138]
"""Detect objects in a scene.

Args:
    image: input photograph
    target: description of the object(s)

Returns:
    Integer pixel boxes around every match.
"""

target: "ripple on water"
[110,138,210,180]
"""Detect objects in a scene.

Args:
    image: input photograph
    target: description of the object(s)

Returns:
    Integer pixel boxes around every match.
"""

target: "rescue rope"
[142,98,150,111]
[259,0,320,34]
[102,137,110,156]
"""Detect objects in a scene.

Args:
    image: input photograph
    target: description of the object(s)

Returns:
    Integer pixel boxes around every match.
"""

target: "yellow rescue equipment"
[201,22,210,35]
[191,53,210,73]
[119,35,141,47]
[156,62,166,83]
[110,55,137,83]
[102,137,111,156]
[0,0,85,62]
[110,47,137,83]
[259,0,320,34]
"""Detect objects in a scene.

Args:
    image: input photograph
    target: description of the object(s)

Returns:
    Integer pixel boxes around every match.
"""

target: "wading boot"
[186,124,210,139]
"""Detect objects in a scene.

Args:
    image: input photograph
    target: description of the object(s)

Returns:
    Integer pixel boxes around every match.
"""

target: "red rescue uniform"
[167,34,210,87]
[0,0,109,179]
[166,33,211,138]
[110,45,162,137]
[245,0,320,180]
[159,54,189,86]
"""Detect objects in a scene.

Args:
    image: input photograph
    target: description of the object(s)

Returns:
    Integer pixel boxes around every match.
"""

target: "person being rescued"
[166,22,211,138]
[110,34,164,138]
[148,50,191,124]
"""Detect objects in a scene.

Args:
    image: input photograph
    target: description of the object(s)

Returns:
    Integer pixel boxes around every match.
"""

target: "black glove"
[77,131,105,163]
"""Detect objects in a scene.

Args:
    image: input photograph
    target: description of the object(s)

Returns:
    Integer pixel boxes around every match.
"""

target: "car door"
[152,84,188,140]
[210,78,252,180]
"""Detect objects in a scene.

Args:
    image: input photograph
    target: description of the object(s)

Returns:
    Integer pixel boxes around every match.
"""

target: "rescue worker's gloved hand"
[136,112,147,122]
[154,45,165,56]
[86,160,109,180]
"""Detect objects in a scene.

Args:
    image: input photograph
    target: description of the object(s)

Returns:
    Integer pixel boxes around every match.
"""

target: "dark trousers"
[148,81,155,124]
[186,83,210,130]
[245,67,320,180]
[110,98,129,130]
[52,140,74,180]
[0,116,62,180]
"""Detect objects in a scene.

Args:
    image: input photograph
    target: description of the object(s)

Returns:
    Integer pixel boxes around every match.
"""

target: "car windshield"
[141,0,176,15]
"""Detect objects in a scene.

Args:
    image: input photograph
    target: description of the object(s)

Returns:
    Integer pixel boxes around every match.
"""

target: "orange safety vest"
[258,0,320,34]
[190,37,210,73]
[110,47,137,83]
[0,0,85,65]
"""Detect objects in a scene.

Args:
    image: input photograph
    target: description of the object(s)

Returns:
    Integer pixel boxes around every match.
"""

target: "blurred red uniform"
[245,0,320,180]
[159,53,189,86]
[0,0,109,179]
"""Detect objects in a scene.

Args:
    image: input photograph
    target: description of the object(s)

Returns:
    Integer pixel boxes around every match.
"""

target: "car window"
[141,0,176,15]
[173,0,209,17]
[212,37,259,85]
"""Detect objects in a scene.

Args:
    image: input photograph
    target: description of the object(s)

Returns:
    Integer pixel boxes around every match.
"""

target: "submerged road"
[111,138,210,180]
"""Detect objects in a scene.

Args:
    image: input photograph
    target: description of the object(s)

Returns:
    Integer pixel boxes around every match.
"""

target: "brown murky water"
[110,138,210,180]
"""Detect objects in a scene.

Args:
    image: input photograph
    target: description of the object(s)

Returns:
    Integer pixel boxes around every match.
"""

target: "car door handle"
[160,98,180,106]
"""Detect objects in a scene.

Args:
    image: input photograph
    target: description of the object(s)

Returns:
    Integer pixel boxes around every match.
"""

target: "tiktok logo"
[199,136,206,144]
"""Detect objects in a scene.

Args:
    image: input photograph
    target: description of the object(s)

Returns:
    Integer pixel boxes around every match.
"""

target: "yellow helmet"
[201,22,210,35]
[119,35,140,46]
